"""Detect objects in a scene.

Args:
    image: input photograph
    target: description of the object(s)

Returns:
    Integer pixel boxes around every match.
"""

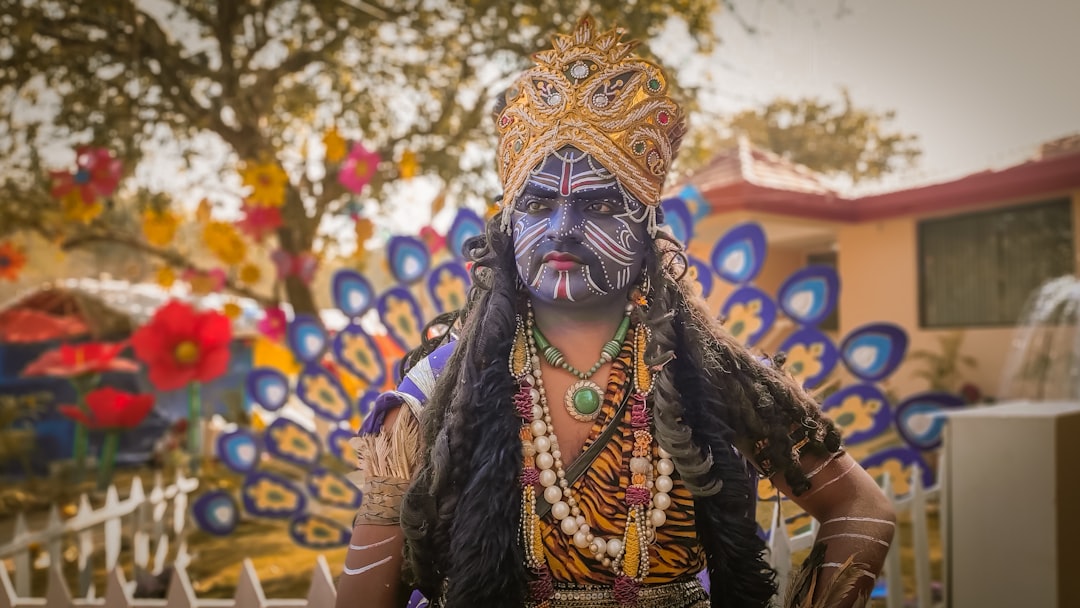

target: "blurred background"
[0,0,1077,605]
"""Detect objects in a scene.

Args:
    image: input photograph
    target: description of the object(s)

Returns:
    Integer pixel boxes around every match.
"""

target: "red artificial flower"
[236,204,283,242]
[131,300,233,391]
[50,146,123,203]
[22,341,140,377]
[58,387,155,430]
[419,226,446,253]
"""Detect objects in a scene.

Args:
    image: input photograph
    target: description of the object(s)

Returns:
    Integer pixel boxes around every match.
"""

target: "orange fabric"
[539,348,705,585]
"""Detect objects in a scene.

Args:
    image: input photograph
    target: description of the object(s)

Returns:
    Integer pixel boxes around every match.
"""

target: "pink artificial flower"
[257,307,288,341]
[337,143,381,193]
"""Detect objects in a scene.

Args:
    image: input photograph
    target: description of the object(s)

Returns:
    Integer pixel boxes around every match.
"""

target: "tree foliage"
[0,0,726,313]
[724,88,921,182]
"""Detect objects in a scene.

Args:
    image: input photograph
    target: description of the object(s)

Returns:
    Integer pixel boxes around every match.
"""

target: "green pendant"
[565,380,603,421]
[573,387,600,414]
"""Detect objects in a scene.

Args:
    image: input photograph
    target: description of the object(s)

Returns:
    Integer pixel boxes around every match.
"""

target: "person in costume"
[336,16,895,608]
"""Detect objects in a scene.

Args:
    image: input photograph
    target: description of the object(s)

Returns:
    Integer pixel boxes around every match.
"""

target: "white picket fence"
[767,464,944,608]
[0,472,199,602]
[2,465,941,607]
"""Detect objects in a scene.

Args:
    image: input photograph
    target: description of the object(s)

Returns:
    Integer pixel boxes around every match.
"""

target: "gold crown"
[495,16,686,210]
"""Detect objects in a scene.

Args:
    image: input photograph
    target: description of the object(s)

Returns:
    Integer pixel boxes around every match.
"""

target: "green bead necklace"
[530,310,631,421]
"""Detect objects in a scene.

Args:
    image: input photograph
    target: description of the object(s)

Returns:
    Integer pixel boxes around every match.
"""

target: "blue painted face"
[511,146,649,306]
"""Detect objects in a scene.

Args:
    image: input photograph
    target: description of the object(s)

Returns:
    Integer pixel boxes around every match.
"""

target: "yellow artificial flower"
[142,209,179,247]
[202,221,247,265]
[223,302,242,319]
[431,190,446,216]
[156,266,176,288]
[828,393,883,437]
[239,160,288,208]
[354,217,374,244]
[195,198,213,223]
[398,150,418,179]
[239,263,262,285]
[323,128,347,164]
[60,190,104,223]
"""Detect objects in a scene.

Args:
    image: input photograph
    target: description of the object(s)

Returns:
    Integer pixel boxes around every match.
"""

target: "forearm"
[336,521,406,608]
[771,452,896,608]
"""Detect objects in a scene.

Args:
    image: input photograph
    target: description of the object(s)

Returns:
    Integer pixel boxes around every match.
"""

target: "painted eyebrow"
[522,182,559,197]
[573,188,625,202]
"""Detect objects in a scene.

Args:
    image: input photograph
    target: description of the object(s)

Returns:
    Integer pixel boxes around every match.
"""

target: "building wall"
[836,189,1080,399]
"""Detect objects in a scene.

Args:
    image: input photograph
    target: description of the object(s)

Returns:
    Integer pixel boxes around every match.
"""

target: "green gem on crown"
[573,386,601,415]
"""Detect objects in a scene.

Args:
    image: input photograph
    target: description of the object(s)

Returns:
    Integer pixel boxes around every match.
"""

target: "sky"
[657,0,1080,193]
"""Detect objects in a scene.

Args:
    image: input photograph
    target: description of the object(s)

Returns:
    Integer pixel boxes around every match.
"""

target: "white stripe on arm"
[343,555,394,576]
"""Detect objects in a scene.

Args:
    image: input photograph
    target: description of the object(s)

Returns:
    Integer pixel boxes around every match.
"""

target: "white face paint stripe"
[348,536,395,551]
[343,555,393,576]
[582,265,609,295]
[530,264,546,288]
[584,223,635,266]
[514,219,548,257]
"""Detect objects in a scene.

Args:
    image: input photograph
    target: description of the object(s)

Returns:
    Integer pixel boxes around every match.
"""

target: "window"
[806,250,840,331]
[918,198,1075,327]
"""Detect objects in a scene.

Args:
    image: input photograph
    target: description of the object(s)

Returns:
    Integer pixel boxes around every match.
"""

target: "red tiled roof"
[683,137,1080,222]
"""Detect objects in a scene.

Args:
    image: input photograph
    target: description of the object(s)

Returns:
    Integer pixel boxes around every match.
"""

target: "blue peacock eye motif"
[822,383,893,445]
[263,417,323,468]
[241,471,307,519]
[777,327,839,389]
[840,323,909,382]
[216,429,261,474]
[427,261,471,314]
[306,467,363,510]
[286,314,329,363]
[246,367,290,412]
[295,364,352,422]
[710,222,767,285]
[332,269,375,318]
[288,513,351,549]
[377,287,424,351]
[777,265,840,327]
[721,285,778,347]
[331,323,386,386]
[447,208,484,261]
[893,391,967,451]
[660,195,694,244]
[387,235,431,285]
[192,490,239,536]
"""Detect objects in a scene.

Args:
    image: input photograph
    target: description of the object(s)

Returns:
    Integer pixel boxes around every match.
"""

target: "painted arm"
[335,405,412,608]
[767,449,895,608]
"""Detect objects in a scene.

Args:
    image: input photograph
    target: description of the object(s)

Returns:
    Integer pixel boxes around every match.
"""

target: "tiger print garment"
[540,342,706,586]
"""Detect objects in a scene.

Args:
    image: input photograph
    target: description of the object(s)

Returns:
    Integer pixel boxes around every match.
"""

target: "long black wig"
[398,214,843,607]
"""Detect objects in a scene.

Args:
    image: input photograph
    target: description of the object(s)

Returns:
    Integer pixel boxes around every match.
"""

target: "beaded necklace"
[529,308,631,422]
[511,308,675,607]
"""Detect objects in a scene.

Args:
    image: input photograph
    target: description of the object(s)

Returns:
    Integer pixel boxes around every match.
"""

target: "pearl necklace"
[514,310,675,605]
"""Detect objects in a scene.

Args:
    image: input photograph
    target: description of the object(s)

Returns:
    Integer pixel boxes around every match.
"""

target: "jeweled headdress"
[496,16,687,230]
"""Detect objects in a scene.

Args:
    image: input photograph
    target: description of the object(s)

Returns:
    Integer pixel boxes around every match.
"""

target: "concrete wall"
[689,189,1080,399]
[836,189,1080,399]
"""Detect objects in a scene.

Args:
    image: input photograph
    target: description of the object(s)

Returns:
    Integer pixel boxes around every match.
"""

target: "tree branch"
[60,233,275,306]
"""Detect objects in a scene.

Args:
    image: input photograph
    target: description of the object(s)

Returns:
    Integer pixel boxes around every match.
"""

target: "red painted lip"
[542,251,583,263]
[542,252,583,271]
